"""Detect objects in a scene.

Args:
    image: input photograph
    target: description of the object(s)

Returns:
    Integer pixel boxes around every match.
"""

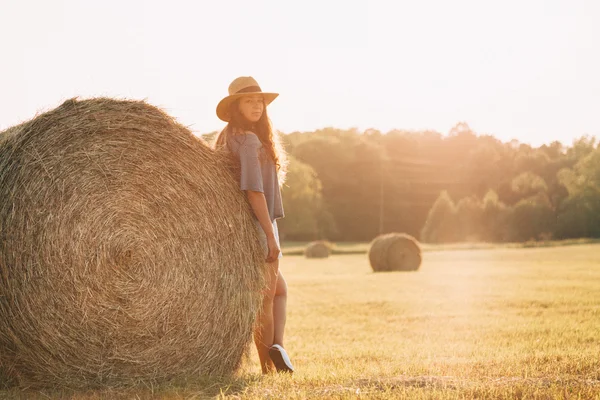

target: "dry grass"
[3,243,600,398]
[282,237,600,256]
[0,98,266,389]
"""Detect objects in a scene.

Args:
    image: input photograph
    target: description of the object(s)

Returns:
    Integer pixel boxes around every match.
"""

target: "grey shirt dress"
[228,132,284,258]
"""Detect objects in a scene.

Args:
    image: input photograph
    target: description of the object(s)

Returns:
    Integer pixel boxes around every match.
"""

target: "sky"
[1,0,599,147]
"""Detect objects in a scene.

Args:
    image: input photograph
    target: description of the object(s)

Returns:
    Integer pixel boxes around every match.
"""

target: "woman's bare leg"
[273,270,288,347]
[254,259,279,374]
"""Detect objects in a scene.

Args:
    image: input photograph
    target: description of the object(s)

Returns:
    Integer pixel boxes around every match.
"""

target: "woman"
[214,76,294,374]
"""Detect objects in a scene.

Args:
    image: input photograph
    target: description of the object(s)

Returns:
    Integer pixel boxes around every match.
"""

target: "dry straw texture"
[368,233,422,272]
[0,98,266,389]
[304,241,331,259]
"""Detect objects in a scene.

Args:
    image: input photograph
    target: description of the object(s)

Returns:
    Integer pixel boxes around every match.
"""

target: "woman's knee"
[275,271,288,298]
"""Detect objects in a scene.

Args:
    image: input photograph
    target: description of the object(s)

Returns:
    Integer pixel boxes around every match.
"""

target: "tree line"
[204,123,600,243]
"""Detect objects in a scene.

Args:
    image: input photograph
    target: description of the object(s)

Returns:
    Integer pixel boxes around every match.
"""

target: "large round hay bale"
[0,98,266,389]
[0,121,22,144]
[368,233,422,272]
[304,240,331,258]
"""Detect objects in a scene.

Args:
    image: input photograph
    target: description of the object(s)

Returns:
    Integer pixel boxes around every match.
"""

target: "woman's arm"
[246,190,280,263]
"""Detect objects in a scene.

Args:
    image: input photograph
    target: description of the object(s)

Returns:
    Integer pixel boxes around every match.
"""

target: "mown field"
[3,243,600,399]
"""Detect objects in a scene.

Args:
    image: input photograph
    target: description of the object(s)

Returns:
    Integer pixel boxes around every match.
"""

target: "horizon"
[1,0,599,148]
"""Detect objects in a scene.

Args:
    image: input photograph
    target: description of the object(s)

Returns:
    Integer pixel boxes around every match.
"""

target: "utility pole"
[379,150,384,235]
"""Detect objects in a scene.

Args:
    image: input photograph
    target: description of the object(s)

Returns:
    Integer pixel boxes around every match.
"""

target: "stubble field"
[3,243,600,399]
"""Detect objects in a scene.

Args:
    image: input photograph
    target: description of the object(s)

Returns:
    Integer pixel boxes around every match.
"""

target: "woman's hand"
[246,190,280,263]
[266,235,280,263]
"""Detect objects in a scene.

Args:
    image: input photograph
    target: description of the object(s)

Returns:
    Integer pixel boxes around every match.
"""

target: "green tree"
[278,156,336,241]
[555,192,600,238]
[462,141,505,198]
[421,191,458,243]
[566,135,597,161]
[555,147,600,238]
[455,196,483,241]
[514,151,550,176]
[480,190,510,242]
[507,193,555,241]
[511,172,548,199]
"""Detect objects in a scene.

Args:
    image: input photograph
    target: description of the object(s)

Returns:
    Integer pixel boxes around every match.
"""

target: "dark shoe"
[269,344,294,373]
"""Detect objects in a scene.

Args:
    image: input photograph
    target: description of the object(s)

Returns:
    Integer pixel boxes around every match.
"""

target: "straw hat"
[216,76,278,122]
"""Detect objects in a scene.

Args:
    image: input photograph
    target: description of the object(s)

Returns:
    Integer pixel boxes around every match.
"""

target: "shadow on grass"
[0,374,262,399]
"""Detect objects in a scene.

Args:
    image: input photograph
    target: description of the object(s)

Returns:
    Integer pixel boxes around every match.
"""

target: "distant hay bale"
[304,241,331,258]
[368,233,422,272]
[0,98,266,389]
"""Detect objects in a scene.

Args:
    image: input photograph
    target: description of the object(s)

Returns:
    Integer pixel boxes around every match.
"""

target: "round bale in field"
[0,98,266,389]
[304,240,331,258]
[368,233,422,272]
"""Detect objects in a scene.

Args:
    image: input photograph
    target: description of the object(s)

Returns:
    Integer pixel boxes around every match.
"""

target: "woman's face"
[238,95,264,123]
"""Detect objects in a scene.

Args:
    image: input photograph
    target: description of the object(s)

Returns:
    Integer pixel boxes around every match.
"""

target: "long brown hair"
[214,98,287,184]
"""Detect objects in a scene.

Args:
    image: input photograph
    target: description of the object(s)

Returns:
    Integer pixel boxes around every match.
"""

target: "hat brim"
[216,92,279,122]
